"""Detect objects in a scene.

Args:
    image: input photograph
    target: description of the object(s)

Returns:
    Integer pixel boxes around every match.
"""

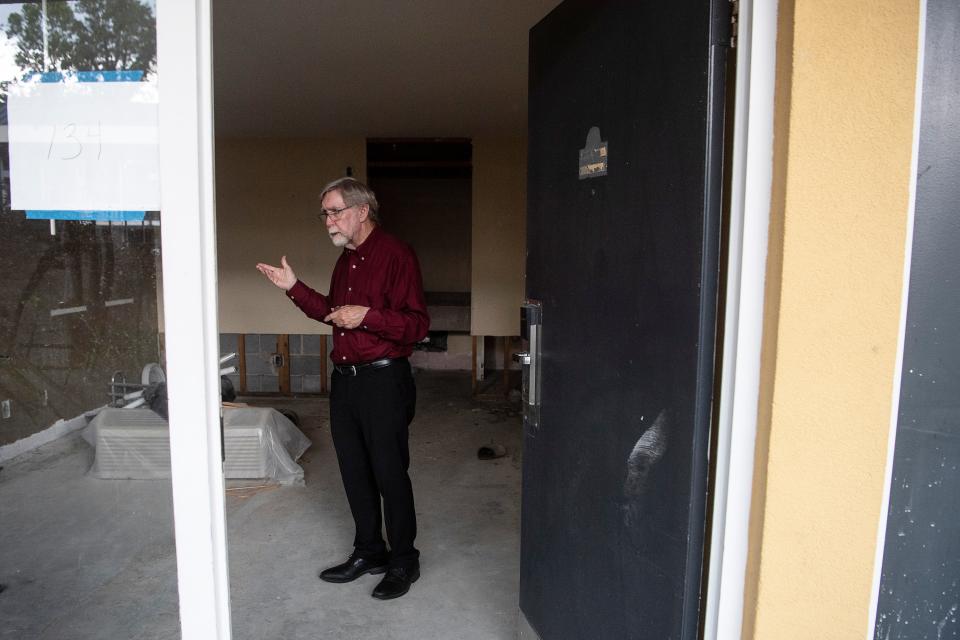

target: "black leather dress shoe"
[371,566,420,600]
[318,553,389,583]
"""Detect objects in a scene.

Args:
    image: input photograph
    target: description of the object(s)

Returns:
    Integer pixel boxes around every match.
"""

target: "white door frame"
[156,1,232,638]
[703,1,779,638]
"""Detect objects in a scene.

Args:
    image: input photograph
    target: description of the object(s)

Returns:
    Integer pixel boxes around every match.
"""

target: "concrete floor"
[0,371,523,640]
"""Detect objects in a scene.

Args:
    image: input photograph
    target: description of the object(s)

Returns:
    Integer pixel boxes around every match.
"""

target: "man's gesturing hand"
[324,305,369,330]
[256,255,297,291]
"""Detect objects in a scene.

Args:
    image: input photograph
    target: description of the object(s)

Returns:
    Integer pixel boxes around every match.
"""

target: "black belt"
[333,357,403,377]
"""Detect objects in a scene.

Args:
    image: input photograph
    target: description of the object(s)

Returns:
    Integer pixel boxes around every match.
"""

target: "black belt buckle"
[335,363,360,376]
[335,358,397,376]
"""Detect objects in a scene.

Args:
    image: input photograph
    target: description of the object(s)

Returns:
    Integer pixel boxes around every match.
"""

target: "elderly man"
[256,177,429,600]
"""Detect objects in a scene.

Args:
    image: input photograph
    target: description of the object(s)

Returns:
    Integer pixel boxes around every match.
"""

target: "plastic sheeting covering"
[223,407,311,485]
[83,406,312,486]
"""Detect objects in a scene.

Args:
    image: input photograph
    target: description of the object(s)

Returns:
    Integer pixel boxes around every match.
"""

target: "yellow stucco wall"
[745,1,921,638]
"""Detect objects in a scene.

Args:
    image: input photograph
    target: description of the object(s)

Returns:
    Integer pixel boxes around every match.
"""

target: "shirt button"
[352,265,356,269]
[340,332,345,336]
[342,356,346,360]
[348,287,352,291]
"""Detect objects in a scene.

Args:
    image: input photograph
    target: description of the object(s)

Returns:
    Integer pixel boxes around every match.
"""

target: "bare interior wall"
[215,137,365,335]
[216,137,526,339]
[471,137,526,337]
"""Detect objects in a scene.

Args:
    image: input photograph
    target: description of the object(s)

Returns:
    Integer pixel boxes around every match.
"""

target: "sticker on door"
[578,126,608,179]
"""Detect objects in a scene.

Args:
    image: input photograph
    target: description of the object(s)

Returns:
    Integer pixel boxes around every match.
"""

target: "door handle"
[520,300,542,430]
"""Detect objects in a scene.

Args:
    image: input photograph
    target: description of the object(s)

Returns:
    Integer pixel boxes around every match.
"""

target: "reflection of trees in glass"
[0,2,161,436]
[4,0,156,75]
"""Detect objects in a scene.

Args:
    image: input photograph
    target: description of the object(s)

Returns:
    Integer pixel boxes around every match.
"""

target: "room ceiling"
[212,1,562,139]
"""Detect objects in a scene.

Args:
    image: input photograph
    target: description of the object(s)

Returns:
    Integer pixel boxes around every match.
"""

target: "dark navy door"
[520,1,731,638]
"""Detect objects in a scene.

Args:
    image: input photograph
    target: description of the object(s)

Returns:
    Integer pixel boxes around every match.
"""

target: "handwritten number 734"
[47,122,103,161]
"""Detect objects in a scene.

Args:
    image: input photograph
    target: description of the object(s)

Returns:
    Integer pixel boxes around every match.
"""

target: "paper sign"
[7,77,160,211]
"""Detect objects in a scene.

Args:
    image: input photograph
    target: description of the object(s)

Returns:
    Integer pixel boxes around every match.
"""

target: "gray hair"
[319,177,380,223]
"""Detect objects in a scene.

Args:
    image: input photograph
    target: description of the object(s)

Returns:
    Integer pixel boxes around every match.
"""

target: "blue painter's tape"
[27,210,146,222]
[25,70,145,83]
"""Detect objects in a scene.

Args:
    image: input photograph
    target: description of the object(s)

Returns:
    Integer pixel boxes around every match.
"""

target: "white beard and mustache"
[329,231,350,247]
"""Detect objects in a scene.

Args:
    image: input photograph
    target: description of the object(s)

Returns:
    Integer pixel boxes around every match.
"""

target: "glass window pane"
[0,2,182,638]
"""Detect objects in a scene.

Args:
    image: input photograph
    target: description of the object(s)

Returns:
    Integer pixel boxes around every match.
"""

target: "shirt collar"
[346,224,381,258]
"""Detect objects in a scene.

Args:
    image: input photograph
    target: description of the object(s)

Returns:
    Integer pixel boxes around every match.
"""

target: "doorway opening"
[208,3,550,639]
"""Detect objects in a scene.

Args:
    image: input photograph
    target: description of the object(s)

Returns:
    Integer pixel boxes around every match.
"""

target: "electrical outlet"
[1,400,11,419]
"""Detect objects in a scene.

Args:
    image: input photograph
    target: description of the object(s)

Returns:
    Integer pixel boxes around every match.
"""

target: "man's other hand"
[324,305,369,330]
[256,256,297,291]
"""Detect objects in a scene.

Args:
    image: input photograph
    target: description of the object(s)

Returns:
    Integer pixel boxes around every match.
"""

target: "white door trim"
[156,1,232,638]
[703,1,779,638]
[866,0,927,636]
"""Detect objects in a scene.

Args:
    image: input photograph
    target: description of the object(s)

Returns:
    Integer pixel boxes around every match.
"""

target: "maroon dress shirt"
[285,226,430,365]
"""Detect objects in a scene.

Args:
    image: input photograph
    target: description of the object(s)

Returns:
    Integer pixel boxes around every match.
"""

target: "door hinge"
[729,0,740,48]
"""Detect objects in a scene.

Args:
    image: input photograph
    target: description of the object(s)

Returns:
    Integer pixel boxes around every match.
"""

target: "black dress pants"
[329,358,419,569]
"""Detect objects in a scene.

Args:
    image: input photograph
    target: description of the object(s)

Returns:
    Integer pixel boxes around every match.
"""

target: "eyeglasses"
[318,204,356,221]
